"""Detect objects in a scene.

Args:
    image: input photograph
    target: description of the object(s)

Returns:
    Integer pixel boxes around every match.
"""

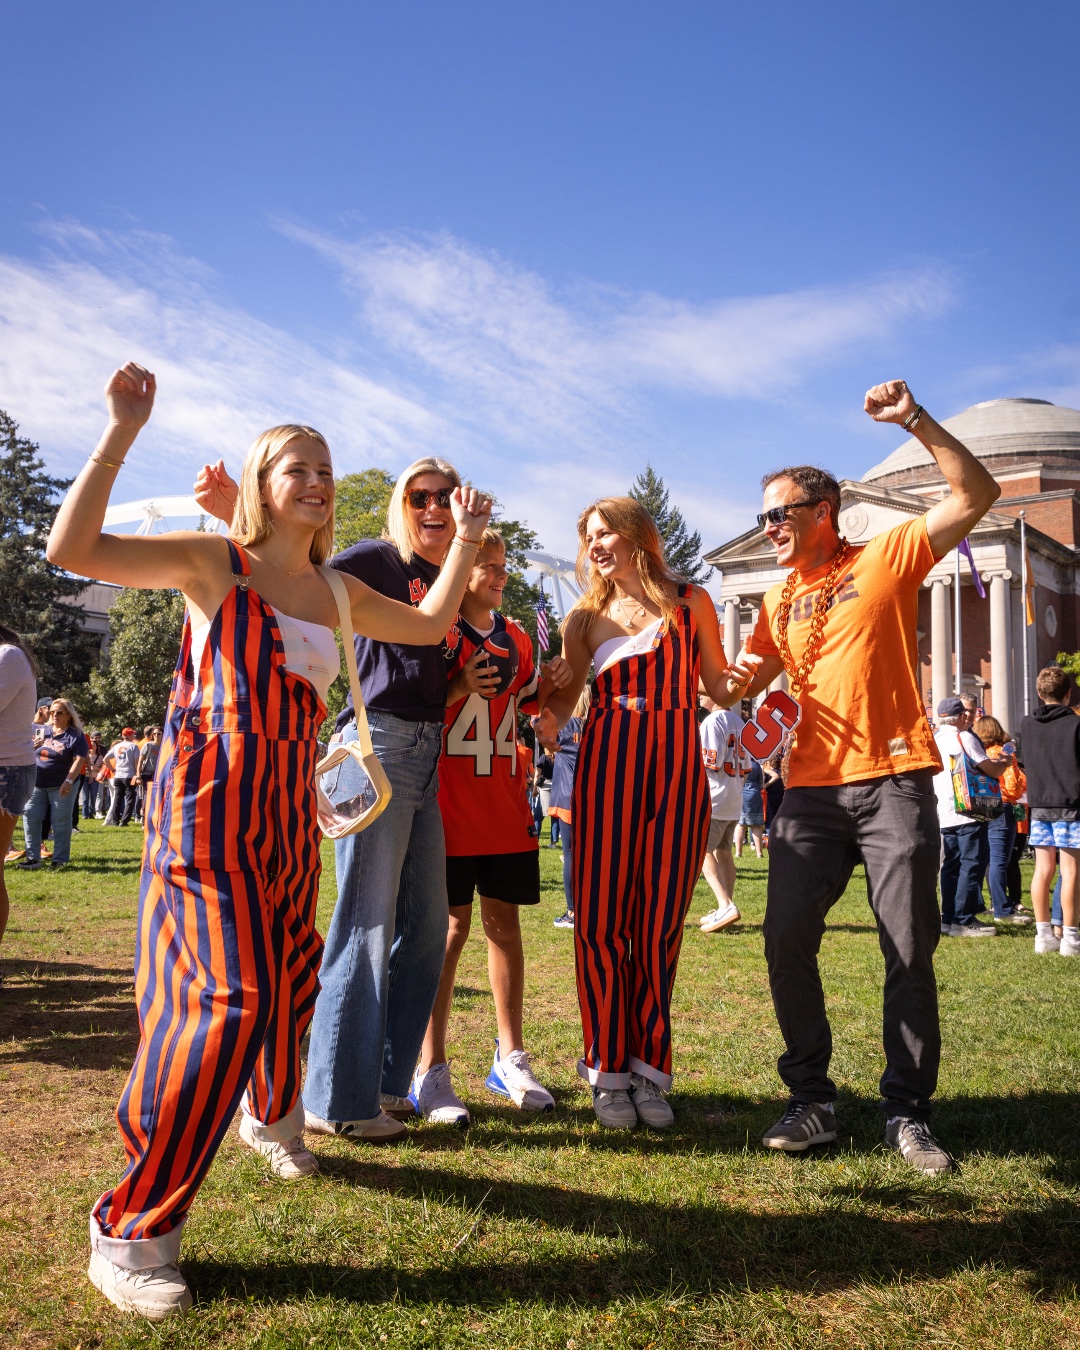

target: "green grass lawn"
[2,818,1079,1349]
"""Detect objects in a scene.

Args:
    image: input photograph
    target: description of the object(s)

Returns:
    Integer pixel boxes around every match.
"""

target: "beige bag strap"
[320,566,375,759]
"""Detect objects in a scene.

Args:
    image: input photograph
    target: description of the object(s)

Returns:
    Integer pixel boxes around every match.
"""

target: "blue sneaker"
[485,1039,555,1112]
[553,910,574,930]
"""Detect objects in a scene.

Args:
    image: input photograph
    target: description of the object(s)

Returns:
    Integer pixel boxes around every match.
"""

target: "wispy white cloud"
[0,221,441,501]
[282,222,952,439]
[0,218,952,554]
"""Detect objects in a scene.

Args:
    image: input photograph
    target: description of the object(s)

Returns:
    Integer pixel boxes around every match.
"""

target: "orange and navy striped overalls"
[572,587,710,1090]
[92,542,324,1265]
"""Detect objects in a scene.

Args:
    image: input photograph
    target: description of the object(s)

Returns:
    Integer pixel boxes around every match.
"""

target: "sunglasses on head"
[406,487,453,510]
[757,499,822,530]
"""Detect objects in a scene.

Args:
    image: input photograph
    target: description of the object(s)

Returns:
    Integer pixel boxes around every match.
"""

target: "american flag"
[536,585,550,654]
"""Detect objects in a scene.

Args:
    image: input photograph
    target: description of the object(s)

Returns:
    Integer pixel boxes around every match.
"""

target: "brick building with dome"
[705,398,1080,734]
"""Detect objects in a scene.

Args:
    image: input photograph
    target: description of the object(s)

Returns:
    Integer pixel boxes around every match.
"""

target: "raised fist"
[106,362,156,430]
[450,486,493,541]
[864,380,917,425]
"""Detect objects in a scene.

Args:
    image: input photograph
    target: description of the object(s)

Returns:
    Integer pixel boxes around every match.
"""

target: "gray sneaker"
[761,1100,837,1151]
[885,1116,954,1174]
[591,1085,638,1129]
[949,918,997,937]
[629,1072,674,1129]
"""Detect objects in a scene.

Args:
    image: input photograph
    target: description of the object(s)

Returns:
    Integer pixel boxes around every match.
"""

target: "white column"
[989,571,1013,732]
[723,597,740,663]
[930,577,951,710]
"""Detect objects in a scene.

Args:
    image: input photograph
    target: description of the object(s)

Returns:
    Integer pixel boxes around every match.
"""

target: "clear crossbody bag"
[314,567,393,838]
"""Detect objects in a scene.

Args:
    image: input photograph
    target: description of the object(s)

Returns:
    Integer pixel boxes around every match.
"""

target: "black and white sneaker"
[884,1117,954,1175]
[761,1100,837,1151]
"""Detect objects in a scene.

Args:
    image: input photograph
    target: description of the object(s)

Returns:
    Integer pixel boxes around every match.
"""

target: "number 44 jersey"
[438,613,541,857]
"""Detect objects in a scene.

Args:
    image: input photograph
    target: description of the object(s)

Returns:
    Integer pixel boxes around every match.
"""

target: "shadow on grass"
[0,958,137,1070]
[182,1153,1080,1307]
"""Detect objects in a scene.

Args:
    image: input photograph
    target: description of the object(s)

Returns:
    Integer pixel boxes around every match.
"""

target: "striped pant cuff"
[240,1095,305,1145]
[90,1213,185,1271]
[576,1058,631,1090]
[629,1056,673,1091]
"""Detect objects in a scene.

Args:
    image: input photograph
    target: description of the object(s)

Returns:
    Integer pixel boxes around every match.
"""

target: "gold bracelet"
[452,535,480,552]
[90,452,125,469]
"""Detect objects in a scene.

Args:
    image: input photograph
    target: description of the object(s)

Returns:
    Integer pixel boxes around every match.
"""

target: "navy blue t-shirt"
[331,538,462,726]
[549,717,584,813]
[36,726,89,790]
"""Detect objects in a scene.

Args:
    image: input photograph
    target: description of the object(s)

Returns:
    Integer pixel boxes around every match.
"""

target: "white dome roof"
[863,398,1080,482]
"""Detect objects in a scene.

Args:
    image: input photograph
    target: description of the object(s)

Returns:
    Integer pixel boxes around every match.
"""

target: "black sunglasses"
[406,487,453,510]
[757,499,822,530]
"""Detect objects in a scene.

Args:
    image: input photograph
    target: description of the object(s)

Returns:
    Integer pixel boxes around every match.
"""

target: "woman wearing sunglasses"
[195,455,477,1138]
[50,364,490,1321]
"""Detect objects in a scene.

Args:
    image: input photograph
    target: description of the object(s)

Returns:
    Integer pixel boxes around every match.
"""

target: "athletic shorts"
[1029,818,1080,849]
[446,850,542,907]
[707,818,738,851]
[0,764,36,818]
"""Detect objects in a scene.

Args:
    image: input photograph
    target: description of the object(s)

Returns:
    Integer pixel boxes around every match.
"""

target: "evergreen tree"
[75,587,186,736]
[0,410,95,693]
[628,464,709,583]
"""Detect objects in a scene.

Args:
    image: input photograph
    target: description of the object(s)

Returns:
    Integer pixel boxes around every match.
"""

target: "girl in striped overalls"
[534,497,751,1131]
[47,362,491,1321]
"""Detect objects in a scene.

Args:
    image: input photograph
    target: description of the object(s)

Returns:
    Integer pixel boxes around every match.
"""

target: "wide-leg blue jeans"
[304,713,448,1123]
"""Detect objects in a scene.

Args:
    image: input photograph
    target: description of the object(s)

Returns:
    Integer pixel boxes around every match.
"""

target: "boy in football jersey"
[410,529,572,1124]
[697,694,746,933]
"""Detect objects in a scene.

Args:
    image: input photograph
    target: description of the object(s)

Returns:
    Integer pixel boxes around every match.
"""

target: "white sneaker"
[238,1114,318,1178]
[700,901,740,933]
[303,1108,407,1144]
[1060,936,1080,957]
[485,1040,555,1111]
[88,1251,192,1320]
[1035,930,1062,954]
[409,1062,470,1127]
[629,1071,675,1129]
[591,1085,637,1129]
[380,1091,418,1120]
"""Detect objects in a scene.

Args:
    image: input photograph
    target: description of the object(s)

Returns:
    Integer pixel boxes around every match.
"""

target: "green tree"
[1056,651,1080,684]
[491,512,559,652]
[0,410,96,692]
[75,588,186,736]
[334,468,396,550]
[628,463,709,583]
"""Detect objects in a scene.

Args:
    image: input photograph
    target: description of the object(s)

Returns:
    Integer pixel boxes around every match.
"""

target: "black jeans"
[106,778,138,826]
[763,770,942,1122]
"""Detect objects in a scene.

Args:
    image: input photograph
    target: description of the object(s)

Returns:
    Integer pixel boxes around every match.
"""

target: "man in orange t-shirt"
[727,379,1001,1175]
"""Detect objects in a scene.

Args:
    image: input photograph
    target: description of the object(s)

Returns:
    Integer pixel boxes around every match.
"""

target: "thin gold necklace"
[611,593,647,627]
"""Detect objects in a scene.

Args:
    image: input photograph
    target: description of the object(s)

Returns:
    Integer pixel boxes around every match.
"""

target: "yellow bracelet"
[90,452,124,469]
[452,535,480,552]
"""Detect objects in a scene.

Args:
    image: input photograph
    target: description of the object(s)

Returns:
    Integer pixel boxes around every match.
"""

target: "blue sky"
[2,3,1079,567]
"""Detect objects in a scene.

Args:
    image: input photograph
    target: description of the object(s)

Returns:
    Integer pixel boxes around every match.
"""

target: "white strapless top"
[593,619,662,673]
[190,606,340,702]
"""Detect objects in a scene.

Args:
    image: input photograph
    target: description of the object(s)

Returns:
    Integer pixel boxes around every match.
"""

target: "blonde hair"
[231,424,335,565]
[384,457,462,564]
[50,697,83,732]
[478,527,505,555]
[572,496,679,637]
